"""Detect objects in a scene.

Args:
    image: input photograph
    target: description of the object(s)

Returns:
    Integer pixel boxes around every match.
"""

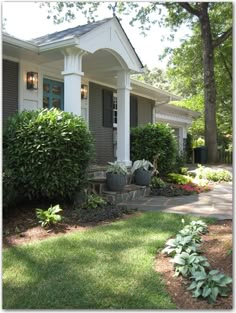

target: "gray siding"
[88,83,154,164]
[89,82,115,165]
[3,59,19,126]
[137,96,154,126]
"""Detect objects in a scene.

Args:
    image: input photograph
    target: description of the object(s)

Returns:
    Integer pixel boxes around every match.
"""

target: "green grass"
[3,212,215,309]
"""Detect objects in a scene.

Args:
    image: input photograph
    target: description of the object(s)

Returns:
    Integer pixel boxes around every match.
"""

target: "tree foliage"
[166,3,232,149]
[132,65,170,91]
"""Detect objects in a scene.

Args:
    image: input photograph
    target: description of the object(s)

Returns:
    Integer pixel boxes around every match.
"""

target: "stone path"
[120,166,233,220]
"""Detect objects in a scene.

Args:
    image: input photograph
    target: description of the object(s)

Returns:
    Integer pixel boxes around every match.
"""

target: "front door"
[43,79,64,110]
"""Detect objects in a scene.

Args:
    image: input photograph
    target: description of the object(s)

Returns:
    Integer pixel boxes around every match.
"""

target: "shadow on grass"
[3,212,215,309]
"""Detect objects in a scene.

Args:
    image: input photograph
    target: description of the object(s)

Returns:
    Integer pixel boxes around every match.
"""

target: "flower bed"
[151,182,212,197]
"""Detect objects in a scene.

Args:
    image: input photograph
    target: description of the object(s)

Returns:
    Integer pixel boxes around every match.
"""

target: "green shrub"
[179,167,188,175]
[151,176,167,188]
[36,204,63,227]
[2,168,21,213]
[3,108,94,201]
[167,173,192,184]
[130,123,178,175]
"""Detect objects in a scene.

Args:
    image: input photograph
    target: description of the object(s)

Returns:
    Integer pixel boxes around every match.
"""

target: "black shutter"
[103,89,113,127]
[130,95,138,128]
[3,59,19,126]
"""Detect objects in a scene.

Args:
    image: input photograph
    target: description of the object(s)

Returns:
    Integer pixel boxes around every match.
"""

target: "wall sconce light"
[27,72,38,90]
[81,84,88,99]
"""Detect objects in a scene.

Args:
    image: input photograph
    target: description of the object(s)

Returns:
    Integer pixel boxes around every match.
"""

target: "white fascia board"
[156,112,193,125]
[131,79,182,100]
[164,103,201,118]
[38,38,78,53]
[3,34,38,52]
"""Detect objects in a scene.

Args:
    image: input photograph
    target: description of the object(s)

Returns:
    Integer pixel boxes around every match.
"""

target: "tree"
[132,65,170,91]
[41,2,232,163]
[165,3,232,151]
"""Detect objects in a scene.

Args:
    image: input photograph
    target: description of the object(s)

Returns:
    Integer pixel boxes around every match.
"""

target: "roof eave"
[3,33,38,52]
[131,79,181,101]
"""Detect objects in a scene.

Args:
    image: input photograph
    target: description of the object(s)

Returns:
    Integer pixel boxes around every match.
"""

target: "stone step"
[88,178,107,194]
[103,184,150,204]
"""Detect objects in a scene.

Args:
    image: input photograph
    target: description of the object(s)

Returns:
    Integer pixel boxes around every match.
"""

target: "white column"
[116,70,132,166]
[61,47,86,116]
[179,127,187,152]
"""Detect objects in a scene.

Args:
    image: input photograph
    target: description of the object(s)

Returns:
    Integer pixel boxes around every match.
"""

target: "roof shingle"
[30,17,112,45]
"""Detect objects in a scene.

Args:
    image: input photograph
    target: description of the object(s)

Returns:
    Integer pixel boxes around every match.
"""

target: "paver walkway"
[120,165,233,220]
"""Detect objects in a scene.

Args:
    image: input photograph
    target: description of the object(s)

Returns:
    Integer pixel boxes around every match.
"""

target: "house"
[2,17,199,166]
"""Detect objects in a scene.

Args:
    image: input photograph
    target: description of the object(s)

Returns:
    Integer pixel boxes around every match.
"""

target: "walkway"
[120,165,233,220]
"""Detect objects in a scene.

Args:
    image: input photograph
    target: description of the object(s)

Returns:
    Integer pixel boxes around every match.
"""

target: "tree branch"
[178,2,200,17]
[219,49,232,81]
[213,27,232,49]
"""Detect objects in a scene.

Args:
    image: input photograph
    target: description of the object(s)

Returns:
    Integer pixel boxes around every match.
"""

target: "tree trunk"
[199,4,218,163]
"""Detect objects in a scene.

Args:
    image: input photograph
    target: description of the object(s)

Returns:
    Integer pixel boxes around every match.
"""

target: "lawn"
[3,212,214,309]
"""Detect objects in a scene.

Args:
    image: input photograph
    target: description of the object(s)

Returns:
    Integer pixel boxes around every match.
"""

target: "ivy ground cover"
[3,212,213,309]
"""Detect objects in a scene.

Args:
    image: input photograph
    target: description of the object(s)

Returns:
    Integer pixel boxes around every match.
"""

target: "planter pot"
[134,168,152,186]
[106,172,127,191]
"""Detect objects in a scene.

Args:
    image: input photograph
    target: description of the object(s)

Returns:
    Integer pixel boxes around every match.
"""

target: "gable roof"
[30,18,113,45]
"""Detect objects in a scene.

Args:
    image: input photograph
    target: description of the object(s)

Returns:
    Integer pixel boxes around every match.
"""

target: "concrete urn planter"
[106,172,127,192]
[134,168,152,186]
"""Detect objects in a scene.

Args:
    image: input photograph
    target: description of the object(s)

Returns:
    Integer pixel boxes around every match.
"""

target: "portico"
[56,17,144,165]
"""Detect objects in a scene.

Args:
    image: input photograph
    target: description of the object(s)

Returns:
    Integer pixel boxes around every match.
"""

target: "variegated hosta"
[186,220,208,235]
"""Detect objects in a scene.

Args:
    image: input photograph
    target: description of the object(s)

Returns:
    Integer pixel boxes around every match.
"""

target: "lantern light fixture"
[81,84,88,99]
[27,72,38,90]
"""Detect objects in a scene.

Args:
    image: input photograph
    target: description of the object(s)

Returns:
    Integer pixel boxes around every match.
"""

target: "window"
[43,79,64,110]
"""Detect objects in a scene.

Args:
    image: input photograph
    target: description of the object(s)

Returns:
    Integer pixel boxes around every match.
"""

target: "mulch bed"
[155,219,232,309]
[3,204,232,309]
[2,205,139,248]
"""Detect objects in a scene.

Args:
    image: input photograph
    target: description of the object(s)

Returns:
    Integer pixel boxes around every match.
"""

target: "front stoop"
[103,184,150,205]
[88,167,150,204]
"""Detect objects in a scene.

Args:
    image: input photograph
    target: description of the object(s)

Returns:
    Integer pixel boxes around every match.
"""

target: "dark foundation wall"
[89,82,115,165]
[3,59,19,126]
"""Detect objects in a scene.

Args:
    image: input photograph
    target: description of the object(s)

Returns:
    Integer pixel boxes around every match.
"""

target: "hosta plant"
[131,159,154,174]
[36,204,63,227]
[81,194,107,210]
[106,161,128,175]
[162,234,200,256]
[188,269,232,303]
[171,252,210,277]
[151,176,167,188]
[184,220,208,235]
[178,228,202,244]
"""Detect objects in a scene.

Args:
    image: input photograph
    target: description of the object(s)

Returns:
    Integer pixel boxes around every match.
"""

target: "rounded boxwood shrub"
[130,123,178,174]
[3,108,94,202]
